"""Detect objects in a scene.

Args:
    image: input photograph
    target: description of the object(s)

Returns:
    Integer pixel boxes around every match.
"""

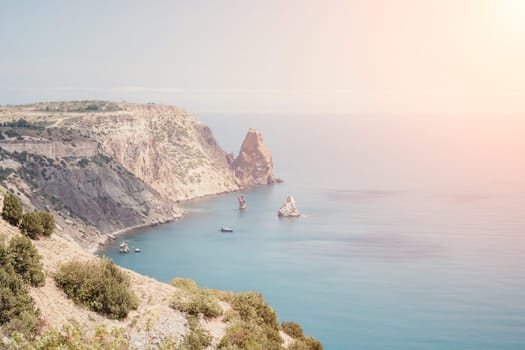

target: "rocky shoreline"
[90,216,180,254]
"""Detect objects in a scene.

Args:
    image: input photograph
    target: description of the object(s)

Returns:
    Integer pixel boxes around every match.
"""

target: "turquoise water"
[100,114,525,349]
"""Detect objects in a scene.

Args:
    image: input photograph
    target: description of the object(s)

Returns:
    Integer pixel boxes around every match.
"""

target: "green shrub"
[54,258,138,319]
[281,321,304,339]
[85,104,99,111]
[0,242,11,270]
[176,316,212,350]
[19,211,55,239]
[4,129,19,138]
[170,277,222,317]
[2,310,42,340]
[20,212,44,239]
[0,267,41,338]
[170,278,223,318]
[171,291,223,319]
[2,323,129,349]
[8,235,45,287]
[230,292,279,330]
[171,277,198,291]
[2,194,23,226]
[218,292,284,350]
[37,211,55,236]
[218,322,283,350]
[282,321,323,350]
[289,338,323,350]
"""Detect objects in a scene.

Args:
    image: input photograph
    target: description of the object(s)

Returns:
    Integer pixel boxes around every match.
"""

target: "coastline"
[89,215,182,255]
[89,186,253,255]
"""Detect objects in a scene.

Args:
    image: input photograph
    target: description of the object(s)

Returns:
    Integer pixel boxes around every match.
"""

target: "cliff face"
[233,128,278,187]
[0,101,278,247]
[74,104,240,201]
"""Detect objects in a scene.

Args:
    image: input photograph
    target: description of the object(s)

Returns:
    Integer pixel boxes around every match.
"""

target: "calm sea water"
[100,114,525,350]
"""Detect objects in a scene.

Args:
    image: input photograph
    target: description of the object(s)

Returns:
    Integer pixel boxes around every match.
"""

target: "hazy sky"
[1,0,524,114]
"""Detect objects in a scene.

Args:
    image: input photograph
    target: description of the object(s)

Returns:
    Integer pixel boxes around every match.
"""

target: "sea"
[99,113,525,350]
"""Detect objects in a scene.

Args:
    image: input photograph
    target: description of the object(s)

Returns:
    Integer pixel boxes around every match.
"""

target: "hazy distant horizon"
[2,0,525,115]
[2,94,525,119]
[1,0,523,193]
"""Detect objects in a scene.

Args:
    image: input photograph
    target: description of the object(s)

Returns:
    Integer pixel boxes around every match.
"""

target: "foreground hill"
[1,190,317,349]
[0,101,277,249]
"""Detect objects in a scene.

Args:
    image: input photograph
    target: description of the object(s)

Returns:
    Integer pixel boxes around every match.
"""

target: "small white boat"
[220,226,233,232]
[134,248,141,253]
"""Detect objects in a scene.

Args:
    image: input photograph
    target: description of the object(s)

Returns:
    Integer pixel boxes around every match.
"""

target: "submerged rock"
[278,196,301,217]
[238,194,247,210]
[233,128,280,187]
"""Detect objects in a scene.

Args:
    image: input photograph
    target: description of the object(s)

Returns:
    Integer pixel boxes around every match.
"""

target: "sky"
[1,0,524,115]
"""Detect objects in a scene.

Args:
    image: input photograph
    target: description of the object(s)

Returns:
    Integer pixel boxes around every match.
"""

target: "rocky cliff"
[233,128,278,187]
[0,101,279,248]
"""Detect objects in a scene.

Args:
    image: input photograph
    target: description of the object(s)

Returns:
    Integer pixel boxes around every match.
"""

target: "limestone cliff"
[74,104,240,200]
[233,128,278,187]
[0,101,279,248]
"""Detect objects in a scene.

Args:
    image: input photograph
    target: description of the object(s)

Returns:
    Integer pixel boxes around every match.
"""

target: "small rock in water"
[238,194,247,210]
[278,196,301,217]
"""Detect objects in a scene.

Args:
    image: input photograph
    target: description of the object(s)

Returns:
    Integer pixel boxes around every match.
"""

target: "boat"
[134,248,141,253]
[119,242,130,254]
[220,226,233,232]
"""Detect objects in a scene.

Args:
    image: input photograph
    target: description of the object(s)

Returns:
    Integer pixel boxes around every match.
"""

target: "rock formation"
[0,101,280,247]
[0,101,319,349]
[278,196,301,217]
[232,128,278,187]
[238,194,246,210]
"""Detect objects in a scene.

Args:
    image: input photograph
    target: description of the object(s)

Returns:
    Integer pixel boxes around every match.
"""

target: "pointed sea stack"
[238,194,247,210]
[232,128,280,187]
[278,196,301,217]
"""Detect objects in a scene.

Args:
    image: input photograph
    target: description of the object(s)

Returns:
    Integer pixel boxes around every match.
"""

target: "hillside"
[0,101,277,250]
[0,190,309,349]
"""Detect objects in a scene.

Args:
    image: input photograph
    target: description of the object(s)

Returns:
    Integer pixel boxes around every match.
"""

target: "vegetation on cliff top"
[7,235,45,287]
[218,291,283,350]
[282,322,323,350]
[3,323,130,349]
[54,258,138,319]
[170,277,323,350]
[170,277,223,318]
[0,235,44,338]
[2,194,56,239]
[2,194,23,226]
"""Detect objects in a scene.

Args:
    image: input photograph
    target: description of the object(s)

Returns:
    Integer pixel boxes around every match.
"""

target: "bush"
[218,292,283,350]
[289,338,323,350]
[282,321,323,350]
[170,278,223,318]
[20,212,44,239]
[0,242,11,270]
[54,258,138,319]
[176,316,212,350]
[85,104,99,111]
[281,321,304,339]
[2,194,23,226]
[0,267,41,338]
[37,211,55,236]
[3,323,129,349]
[8,235,45,287]
[171,277,198,291]
[218,322,283,350]
[230,292,279,330]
